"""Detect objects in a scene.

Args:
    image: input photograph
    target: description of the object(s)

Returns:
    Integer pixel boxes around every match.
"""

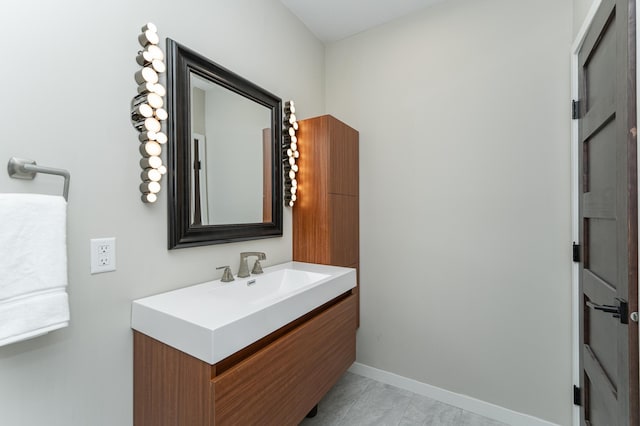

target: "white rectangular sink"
[131,261,356,364]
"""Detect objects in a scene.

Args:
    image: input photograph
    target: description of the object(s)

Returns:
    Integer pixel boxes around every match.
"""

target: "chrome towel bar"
[7,157,70,201]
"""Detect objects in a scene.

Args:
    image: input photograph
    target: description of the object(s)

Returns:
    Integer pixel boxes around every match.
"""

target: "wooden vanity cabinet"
[133,293,356,426]
[293,115,360,324]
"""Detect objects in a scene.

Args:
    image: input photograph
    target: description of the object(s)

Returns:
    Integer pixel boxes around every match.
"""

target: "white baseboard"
[348,362,560,426]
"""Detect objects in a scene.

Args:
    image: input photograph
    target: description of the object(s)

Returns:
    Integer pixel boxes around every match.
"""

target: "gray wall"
[0,1,323,425]
[192,87,206,135]
[573,0,597,36]
[325,0,573,424]
[204,86,267,224]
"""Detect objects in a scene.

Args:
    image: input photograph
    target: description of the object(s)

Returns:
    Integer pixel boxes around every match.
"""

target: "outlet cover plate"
[90,237,116,274]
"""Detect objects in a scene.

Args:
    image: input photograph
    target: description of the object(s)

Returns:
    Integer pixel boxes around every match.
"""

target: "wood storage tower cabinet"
[293,115,360,324]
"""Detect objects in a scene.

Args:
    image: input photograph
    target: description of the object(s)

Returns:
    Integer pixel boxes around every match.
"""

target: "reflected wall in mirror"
[167,39,283,248]
[190,74,271,225]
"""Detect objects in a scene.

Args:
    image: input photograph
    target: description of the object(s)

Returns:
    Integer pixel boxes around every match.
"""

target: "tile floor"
[299,372,509,426]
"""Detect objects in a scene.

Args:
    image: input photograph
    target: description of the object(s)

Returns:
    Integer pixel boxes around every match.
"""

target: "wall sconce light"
[132,22,167,203]
[283,100,298,207]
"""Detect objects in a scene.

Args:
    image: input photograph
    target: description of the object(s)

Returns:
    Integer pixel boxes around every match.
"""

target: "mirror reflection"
[166,38,283,249]
[189,73,272,226]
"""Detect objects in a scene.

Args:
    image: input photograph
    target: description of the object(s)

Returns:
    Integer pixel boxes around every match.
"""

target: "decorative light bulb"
[141,23,157,33]
[289,114,297,124]
[132,103,153,119]
[289,170,295,179]
[142,193,158,203]
[135,67,158,84]
[151,59,166,73]
[294,150,299,158]
[140,181,161,193]
[140,156,162,169]
[291,135,297,143]
[291,179,297,187]
[138,117,161,132]
[291,194,297,202]
[157,165,167,175]
[293,121,299,130]
[136,50,154,66]
[291,186,297,194]
[138,131,157,142]
[292,164,298,172]
[155,108,168,121]
[288,127,295,137]
[289,200,294,207]
[138,29,159,47]
[289,157,295,166]
[151,83,166,97]
[285,101,295,114]
[137,82,155,94]
[155,131,168,144]
[147,45,164,61]
[141,168,162,182]
[146,93,163,108]
[140,141,162,157]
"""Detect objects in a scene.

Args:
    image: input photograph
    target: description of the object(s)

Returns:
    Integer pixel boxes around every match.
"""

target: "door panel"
[585,12,616,110]
[577,0,638,425]
[588,218,618,283]
[587,300,618,383]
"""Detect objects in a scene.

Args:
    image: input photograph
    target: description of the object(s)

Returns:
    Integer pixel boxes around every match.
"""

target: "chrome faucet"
[237,252,266,278]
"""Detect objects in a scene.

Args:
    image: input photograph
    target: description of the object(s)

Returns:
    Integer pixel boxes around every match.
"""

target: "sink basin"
[209,268,330,306]
[131,261,356,364]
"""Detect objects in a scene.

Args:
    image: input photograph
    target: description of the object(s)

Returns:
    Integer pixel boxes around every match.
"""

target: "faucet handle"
[251,259,264,274]
[216,265,235,282]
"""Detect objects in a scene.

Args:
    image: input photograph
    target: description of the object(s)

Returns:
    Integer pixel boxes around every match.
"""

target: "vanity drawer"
[211,294,356,425]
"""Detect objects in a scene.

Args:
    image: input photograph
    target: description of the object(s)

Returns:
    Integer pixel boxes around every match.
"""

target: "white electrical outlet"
[90,237,116,274]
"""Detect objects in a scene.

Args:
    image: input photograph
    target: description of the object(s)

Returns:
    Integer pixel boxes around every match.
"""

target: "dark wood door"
[577,0,638,424]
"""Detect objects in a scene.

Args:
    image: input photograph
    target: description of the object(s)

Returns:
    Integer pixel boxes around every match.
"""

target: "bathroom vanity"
[131,262,357,426]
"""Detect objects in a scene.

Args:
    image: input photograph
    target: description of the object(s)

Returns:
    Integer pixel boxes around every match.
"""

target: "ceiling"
[279,0,445,43]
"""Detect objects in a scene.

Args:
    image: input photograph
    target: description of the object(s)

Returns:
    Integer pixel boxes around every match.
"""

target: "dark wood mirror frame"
[166,38,283,249]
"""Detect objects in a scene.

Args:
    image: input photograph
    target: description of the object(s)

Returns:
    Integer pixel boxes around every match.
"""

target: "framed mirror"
[166,38,283,248]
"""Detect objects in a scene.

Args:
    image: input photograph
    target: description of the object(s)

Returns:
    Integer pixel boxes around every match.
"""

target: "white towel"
[0,194,69,346]
[0,290,69,346]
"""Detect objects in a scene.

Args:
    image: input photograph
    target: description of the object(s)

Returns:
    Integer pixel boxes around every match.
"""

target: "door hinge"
[572,242,580,262]
[572,100,582,120]
[573,385,581,406]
